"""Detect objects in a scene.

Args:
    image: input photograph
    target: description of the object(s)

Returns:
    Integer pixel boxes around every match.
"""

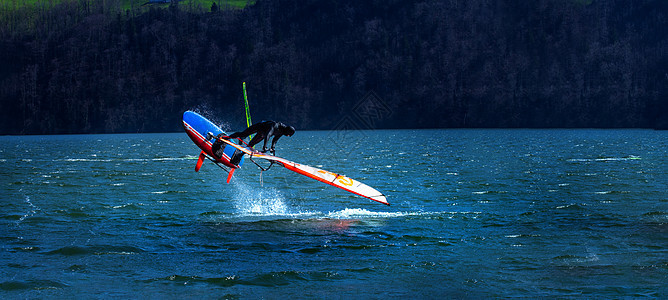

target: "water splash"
[189,107,233,133]
[232,182,290,216]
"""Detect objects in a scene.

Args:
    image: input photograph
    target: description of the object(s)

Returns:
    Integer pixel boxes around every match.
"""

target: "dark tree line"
[0,0,666,134]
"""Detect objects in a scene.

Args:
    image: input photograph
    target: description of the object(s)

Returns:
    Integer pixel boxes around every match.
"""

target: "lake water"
[1,129,666,298]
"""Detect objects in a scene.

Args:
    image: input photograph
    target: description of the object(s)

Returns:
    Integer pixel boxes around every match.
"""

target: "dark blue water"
[1,130,666,297]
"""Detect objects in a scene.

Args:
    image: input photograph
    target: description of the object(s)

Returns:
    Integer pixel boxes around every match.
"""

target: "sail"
[219,138,389,205]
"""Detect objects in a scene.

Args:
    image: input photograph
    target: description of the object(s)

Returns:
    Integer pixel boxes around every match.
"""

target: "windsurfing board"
[182,111,244,170]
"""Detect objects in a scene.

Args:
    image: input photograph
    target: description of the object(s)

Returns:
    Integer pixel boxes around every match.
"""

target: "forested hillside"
[1,0,666,134]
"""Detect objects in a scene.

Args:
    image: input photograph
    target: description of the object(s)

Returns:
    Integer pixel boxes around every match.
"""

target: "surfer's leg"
[247,133,265,149]
[229,125,258,139]
[227,132,243,139]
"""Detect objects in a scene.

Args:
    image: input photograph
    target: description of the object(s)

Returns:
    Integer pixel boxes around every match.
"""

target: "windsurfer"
[220,121,295,155]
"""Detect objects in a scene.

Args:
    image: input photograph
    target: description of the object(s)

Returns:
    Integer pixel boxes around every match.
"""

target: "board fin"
[195,151,206,172]
[226,168,236,183]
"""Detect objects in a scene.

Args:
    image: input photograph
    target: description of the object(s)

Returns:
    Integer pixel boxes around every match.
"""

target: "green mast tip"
[243,82,252,134]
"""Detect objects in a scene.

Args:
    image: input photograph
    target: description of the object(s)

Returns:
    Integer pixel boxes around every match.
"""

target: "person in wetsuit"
[221,121,295,155]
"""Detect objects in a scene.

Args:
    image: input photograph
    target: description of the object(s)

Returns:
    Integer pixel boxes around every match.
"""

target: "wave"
[143,270,340,288]
[105,203,144,210]
[61,158,113,162]
[326,208,415,219]
[217,208,482,223]
[593,191,630,195]
[324,208,482,220]
[45,245,144,256]
[643,211,667,217]
[242,270,340,286]
[504,234,541,238]
[552,253,600,264]
[472,190,508,195]
[143,275,240,287]
[0,279,68,291]
[555,203,586,210]
[567,155,641,162]
[11,246,41,252]
[150,190,187,195]
[17,196,39,224]
[643,211,668,222]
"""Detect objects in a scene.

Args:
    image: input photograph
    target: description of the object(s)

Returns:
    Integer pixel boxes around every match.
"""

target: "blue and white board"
[182,111,244,170]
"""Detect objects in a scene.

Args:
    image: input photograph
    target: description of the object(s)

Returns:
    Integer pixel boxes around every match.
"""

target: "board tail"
[195,151,206,172]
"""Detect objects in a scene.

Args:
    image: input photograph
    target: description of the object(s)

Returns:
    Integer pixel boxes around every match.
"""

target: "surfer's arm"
[270,135,281,152]
[261,136,269,152]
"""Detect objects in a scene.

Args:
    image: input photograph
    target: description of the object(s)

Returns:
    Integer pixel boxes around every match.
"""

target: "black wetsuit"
[228,121,295,153]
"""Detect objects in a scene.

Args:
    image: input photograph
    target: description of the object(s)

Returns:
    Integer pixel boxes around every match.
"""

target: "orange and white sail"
[219,138,389,205]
